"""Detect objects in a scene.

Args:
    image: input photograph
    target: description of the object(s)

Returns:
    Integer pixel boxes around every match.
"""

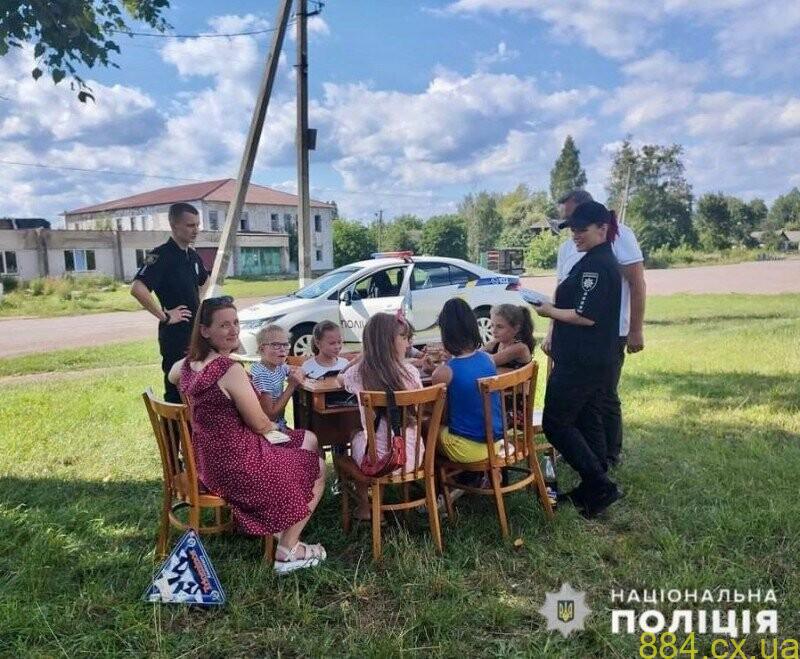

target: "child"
[431,298,507,464]
[251,325,305,431]
[404,321,435,372]
[338,312,423,520]
[484,303,535,369]
[302,320,351,379]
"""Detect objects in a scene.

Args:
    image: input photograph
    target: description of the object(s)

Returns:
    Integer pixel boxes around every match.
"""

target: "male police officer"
[543,189,647,467]
[130,203,209,403]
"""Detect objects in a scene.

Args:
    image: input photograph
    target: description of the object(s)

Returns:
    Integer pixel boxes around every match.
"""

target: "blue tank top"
[447,351,504,442]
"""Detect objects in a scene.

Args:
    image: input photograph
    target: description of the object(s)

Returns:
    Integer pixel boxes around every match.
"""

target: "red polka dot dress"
[179,356,320,535]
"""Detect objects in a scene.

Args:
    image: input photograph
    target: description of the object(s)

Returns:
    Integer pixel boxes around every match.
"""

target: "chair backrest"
[477,361,538,467]
[142,387,200,506]
[359,383,447,482]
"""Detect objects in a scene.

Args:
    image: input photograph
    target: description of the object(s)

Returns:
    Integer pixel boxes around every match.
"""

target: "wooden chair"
[533,355,557,460]
[142,388,275,563]
[333,384,447,560]
[438,361,554,539]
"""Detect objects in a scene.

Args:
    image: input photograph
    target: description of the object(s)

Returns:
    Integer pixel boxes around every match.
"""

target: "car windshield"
[293,266,360,299]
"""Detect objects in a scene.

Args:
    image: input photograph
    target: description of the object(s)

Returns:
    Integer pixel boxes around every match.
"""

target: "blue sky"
[1,0,799,224]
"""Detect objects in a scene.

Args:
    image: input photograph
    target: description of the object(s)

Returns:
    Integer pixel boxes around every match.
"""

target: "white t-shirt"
[556,224,643,337]
[301,356,351,379]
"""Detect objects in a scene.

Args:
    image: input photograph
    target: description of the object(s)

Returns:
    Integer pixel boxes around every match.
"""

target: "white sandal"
[273,541,327,575]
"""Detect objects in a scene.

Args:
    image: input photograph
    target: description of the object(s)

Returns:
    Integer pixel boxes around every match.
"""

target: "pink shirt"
[342,362,424,473]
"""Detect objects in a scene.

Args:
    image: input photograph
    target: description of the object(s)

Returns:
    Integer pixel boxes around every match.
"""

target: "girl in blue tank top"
[431,298,505,463]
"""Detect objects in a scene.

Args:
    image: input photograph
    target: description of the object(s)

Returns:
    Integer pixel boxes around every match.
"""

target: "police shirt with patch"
[551,241,621,367]
[134,238,209,322]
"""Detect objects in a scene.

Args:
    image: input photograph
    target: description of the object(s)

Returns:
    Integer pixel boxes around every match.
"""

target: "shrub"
[0,276,19,293]
[525,231,562,269]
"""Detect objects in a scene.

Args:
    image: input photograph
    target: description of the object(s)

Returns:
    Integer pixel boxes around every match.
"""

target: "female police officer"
[533,200,623,518]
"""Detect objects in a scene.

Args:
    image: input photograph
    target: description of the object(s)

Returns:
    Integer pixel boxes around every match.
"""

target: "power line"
[108,24,288,39]
[0,159,202,182]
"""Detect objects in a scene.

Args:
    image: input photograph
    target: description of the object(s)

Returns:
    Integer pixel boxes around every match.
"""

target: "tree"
[1,1,170,101]
[460,192,503,261]
[332,219,376,267]
[419,215,468,259]
[286,217,298,269]
[695,193,734,250]
[549,135,587,203]
[727,197,760,247]
[526,231,562,269]
[766,187,800,230]
[748,198,768,228]
[381,214,423,253]
[607,140,694,252]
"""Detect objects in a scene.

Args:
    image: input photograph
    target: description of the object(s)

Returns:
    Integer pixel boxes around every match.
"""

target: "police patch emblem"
[144,253,159,266]
[581,272,598,292]
[538,583,591,637]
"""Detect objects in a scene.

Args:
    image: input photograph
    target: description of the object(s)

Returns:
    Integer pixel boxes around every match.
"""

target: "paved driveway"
[1,259,798,358]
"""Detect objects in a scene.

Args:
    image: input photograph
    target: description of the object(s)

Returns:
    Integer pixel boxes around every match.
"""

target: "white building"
[62,178,337,277]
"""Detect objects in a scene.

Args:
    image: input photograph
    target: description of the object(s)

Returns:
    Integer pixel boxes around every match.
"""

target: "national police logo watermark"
[538,583,591,637]
[581,272,598,292]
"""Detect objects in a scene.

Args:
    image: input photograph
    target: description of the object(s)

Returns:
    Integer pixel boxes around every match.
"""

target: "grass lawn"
[0,278,297,319]
[1,294,799,656]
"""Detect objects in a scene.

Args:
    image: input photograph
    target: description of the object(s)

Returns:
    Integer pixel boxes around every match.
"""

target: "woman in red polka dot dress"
[168,296,327,574]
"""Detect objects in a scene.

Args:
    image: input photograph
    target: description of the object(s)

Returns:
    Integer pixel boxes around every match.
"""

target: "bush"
[525,231,562,269]
[0,276,19,293]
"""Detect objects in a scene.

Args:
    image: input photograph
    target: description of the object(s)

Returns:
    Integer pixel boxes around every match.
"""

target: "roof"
[785,230,800,242]
[0,217,51,230]
[65,178,335,216]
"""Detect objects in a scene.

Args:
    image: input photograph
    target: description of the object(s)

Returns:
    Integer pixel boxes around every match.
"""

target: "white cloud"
[474,41,520,70]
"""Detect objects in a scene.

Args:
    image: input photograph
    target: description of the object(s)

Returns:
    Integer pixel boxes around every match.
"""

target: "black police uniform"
[542,241,621,493]
[134,237,208,403]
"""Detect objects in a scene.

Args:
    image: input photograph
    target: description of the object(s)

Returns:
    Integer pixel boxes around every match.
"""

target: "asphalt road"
[1,259,798,359]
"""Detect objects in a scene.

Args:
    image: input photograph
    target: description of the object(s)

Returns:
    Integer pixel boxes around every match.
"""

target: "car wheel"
[475,308,493,345]
[289,325,315,357]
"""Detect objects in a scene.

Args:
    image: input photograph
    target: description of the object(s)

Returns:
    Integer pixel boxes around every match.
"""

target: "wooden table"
[293,376,362,449]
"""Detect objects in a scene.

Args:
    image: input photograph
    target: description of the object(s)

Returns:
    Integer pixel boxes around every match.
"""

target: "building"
[60,178,336,277]
[750,229,800,251]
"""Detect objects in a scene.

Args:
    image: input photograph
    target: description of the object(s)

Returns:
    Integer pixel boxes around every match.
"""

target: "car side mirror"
[339,289,352,306]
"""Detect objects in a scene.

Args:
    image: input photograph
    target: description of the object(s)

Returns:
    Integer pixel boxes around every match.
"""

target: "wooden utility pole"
[296,0,313,287]
[619,164,632,224]
[205,0,293,297]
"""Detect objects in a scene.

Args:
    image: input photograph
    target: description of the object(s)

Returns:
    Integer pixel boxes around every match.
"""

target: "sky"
[1,0,799,226]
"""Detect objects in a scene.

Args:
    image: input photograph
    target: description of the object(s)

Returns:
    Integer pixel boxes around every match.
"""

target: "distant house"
[0,218,51,230]
[750,229,799,251]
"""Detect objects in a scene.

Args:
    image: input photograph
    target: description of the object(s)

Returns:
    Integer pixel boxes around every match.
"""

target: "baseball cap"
[558,200,611,230]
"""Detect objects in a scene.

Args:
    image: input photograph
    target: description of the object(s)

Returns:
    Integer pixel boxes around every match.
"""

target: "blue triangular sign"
[143,530,226,606]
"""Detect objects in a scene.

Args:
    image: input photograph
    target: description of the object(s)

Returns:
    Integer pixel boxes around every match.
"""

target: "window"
[135,249,147,268]
[351,266,406,300]
[315,249,322,261]
[314,214,322,232]
[284,213,292,230]
[411,262,452,290]
[240,211,250,232]
[64,249,96,272]
[208,210,219,231]
[449,265,478,287]
[129,218,136,231]
[0,251,18,274]
[270,213,281,232]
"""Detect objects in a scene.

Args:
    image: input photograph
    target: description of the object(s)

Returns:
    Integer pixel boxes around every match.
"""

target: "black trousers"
[600,337,627,462]
[542,361,617,484]
[159,324,191,404]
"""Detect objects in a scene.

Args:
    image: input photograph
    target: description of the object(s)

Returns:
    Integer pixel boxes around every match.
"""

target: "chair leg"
[530,450,555,520]
[156,490,171,558]
[341,477,352,534]
[425,475,443,554]
[262,534,275,565]
[439,466,456,521]
[489,467,510,539]
[371,483,383,561]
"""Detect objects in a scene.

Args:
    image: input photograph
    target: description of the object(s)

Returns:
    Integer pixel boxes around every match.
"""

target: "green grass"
[0,278,297,319]
[1,294,799,656]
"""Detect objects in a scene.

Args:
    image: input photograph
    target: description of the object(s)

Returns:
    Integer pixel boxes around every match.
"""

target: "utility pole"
[619,164,632,224]
[296,0,313,287]
[206,0,293,296]
[375,209,384,250]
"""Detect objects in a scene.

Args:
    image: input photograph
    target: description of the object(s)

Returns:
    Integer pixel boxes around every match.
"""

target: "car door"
[407,262,460,338]
[338,265,410,341]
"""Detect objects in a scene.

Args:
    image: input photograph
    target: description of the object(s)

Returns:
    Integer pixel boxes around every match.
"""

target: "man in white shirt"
[542,189,647,467]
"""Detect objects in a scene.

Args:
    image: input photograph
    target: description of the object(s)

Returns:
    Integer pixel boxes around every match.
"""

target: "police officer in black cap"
[533,200,623,517]
[130,202,209,403]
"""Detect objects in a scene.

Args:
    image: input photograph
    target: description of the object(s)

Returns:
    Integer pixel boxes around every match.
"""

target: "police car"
[237,252,547,357]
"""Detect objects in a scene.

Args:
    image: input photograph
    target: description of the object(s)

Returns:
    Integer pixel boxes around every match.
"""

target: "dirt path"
[1,260,798,359]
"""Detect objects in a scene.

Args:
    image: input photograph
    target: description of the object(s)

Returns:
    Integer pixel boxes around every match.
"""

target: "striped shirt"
[251,362,290,430]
